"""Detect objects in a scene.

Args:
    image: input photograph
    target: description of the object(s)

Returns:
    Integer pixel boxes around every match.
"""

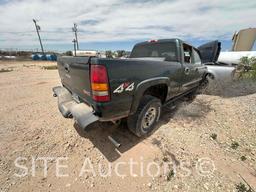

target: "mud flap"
[53,86,99,129]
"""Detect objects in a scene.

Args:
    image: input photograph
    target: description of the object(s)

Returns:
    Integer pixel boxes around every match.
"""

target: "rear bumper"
[52,86,99,129]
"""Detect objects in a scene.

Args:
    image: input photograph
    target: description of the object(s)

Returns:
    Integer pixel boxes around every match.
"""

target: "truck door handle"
[64,64,70,72]
[184,67,190,75]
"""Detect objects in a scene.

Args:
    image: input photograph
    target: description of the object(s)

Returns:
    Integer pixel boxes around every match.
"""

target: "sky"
[0,0,255,52]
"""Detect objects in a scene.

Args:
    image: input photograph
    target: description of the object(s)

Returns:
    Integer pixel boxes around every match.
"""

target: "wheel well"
[205,73,215,79]
[143,84,168,103]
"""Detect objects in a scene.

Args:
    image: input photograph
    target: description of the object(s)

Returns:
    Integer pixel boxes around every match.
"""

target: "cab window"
[183,43,193,64]
[192,48,201,64]
[130,42,178,62]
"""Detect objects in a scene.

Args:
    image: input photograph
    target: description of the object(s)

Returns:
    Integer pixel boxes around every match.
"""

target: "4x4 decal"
[113,82,135,93]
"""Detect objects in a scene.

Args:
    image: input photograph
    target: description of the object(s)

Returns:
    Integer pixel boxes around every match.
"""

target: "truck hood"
[198,40,221,63]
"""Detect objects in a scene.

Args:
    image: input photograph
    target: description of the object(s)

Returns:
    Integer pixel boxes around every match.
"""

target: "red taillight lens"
[90,65,110,102]
[91,65,108,83]
[92,95,110,102]
[148,39,158,43]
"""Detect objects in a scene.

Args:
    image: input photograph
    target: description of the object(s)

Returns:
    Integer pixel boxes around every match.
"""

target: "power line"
[72,23,79,50]
[33,19,45,54]
[72,39,77,56]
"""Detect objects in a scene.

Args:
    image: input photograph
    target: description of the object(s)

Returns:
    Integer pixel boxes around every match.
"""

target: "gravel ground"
[0,61,255,192]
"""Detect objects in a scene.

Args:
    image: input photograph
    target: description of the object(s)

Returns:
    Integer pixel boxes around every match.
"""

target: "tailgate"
[57,56,92,103]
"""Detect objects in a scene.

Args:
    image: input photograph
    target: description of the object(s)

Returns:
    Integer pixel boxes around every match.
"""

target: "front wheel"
[127,95,162,137]
[197,74,212,94]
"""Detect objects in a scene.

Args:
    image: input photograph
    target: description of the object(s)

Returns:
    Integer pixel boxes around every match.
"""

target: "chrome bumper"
[52,86,99,129]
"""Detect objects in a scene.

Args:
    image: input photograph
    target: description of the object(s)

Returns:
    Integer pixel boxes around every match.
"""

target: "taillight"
[90,65,110,102]
[148,39,158,43]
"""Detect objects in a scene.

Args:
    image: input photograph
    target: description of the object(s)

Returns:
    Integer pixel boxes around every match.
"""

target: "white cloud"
[0,0,255,48]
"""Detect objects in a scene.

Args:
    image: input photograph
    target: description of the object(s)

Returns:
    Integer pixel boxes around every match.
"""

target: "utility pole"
[72,39,77,56]
[72,23,79,50]
[33,19,45,55]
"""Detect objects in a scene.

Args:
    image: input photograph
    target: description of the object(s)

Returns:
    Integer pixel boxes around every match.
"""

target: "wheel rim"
[142,107,157,130]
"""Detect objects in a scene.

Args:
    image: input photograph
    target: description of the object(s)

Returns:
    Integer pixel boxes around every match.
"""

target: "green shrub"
[231,141,239,150]
[210,133,217,140]
[240,156,246,161]
[237,57,256,79]
[0,68,13,73]
[167,169,175,181]
[235,182,253,192]
[42,65,57,70]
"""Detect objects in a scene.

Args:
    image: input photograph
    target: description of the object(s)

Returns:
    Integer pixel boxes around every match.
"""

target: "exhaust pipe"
[108,136,121,148]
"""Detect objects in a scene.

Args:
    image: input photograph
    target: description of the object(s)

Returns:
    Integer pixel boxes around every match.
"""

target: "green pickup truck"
[53,38,220,137]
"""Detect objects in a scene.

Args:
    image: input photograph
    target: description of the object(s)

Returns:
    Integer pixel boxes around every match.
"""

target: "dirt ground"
[0,60,255,192]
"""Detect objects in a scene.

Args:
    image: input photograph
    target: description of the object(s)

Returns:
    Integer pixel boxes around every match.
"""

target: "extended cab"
[53,39,220,137]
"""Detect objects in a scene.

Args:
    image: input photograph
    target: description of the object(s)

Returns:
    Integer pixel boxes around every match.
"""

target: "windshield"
[130,42,178,62]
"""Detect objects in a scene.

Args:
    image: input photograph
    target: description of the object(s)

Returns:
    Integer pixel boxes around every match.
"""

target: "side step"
[163,86,198,107]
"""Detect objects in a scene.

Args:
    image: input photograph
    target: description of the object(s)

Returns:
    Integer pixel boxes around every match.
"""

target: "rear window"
[130,42,178,62]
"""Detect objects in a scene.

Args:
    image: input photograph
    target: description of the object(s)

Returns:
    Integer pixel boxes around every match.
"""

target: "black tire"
[184,90,197,101]
[127,95,162,137]
[197,75,211,94]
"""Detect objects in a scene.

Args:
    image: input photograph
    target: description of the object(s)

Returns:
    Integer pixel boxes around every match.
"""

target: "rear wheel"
[127,95,161,137]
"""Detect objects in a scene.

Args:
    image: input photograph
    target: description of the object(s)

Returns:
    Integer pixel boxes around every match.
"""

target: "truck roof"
[133,38,195,48]
[134,38,179,46]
